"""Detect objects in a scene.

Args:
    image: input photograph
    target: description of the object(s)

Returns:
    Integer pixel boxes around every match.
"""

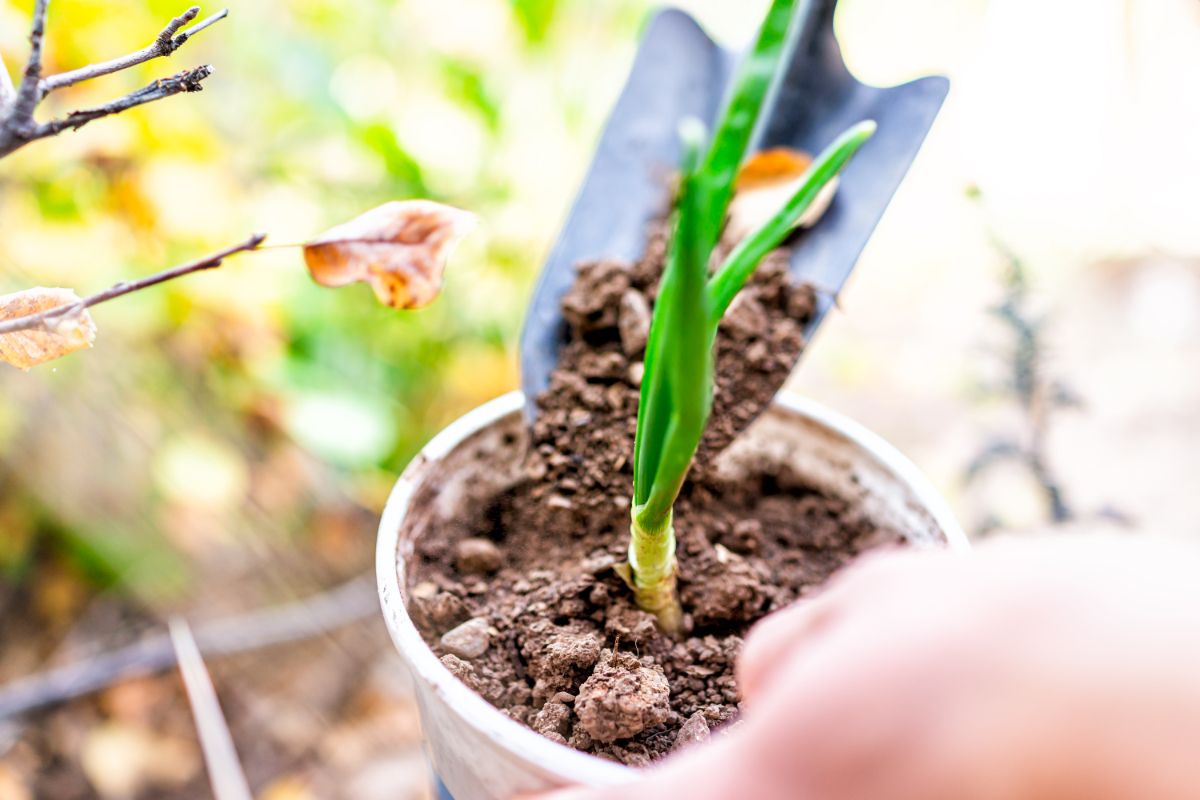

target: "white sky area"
[680,0,1200,261]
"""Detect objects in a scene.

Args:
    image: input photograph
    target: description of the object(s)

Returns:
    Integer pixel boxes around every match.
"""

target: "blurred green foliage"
[510,0,559,43]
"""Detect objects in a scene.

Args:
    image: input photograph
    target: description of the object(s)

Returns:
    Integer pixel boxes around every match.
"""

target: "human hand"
[535,535,1200,800]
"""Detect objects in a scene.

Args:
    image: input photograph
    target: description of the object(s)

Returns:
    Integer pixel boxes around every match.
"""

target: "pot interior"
[396,395,951,574]
[382,392,961,796]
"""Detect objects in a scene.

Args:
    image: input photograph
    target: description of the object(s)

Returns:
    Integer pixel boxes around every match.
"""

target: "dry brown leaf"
[735,147,813,190]
[0,288,97,370]
[728,146,839,241]
[303,200,476,310]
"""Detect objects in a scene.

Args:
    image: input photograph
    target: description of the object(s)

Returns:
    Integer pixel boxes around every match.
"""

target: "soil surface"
[407,229,903,764]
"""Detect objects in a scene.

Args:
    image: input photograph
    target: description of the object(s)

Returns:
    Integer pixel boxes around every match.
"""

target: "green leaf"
[695,0,798,247]
[633,122,707,510]
[627,1,878,623]
[633,120,712,532]
[707,120,877,325]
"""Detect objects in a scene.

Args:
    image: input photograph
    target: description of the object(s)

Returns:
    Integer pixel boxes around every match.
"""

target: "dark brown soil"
[406,229,903,765]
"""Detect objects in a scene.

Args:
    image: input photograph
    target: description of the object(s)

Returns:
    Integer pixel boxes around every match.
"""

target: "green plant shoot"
[626,0,877,632]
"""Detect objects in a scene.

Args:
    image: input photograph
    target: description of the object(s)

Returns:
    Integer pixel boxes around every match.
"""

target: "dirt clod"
[440,655,481,690]
[560,259,629,333]
[455,538,503,574]
[680,544,769,626]
[531,702,573,745]
[520,619,604,704]
[575,650,671,743]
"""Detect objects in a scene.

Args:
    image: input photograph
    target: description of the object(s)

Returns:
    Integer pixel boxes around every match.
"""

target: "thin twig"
[180,7,228,39]
[0,233,265,337]
[39,7,228,96]
[0,574,377,720]
[36,64,214,137]
[170,619,253,800]
[0,4,227,159]
[10,0,49,124]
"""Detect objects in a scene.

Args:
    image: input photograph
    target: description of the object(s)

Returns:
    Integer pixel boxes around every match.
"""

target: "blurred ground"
[1,0,1199,797]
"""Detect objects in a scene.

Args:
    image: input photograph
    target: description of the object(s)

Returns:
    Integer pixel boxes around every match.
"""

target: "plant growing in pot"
[376,2,963,799]
[619,116,875,633]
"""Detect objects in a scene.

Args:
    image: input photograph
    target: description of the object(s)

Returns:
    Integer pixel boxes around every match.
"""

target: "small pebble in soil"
[454,537,502,574]
[627,361,644,386]
[618,289,651,356]
[730,519,763,554]
[673,712,711,751]
[410,591,469,634]
[581,553,618,575]
[575,649,671,743]
[440,617,491,659]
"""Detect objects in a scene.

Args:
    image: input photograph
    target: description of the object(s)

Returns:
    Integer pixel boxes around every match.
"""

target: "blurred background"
[1,0,1198,797]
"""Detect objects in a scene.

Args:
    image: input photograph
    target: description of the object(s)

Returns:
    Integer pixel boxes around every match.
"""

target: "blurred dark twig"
[0,3,227,159]
[0,234,265,336]
[965,188,1130,533]
[965,236,1078,526]
[0,573,377,720]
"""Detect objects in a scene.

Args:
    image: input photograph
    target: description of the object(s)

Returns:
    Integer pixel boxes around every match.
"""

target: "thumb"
[738,594,838,702]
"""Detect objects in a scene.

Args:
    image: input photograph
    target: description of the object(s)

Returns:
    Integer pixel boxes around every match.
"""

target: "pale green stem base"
[628,513,684,634]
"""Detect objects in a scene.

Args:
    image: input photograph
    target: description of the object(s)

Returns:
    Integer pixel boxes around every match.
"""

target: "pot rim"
[376,390,967,786]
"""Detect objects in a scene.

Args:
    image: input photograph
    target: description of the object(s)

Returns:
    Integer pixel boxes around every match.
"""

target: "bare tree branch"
[0,574,377,720]
[0,3,226,160]
[9,0,49,125]
[0,233,265,337]
[39,7,228,96]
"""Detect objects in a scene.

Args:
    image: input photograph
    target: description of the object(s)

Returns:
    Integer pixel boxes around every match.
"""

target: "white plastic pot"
[377,391,967,800]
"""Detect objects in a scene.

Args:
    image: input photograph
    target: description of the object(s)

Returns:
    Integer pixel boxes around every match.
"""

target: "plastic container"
[377,391,966,800]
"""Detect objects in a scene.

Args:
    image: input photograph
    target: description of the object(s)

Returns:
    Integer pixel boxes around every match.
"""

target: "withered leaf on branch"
[727,146,839,242]
[303,200,476,310]
[0,288,97,370]
[735,148,814,191]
